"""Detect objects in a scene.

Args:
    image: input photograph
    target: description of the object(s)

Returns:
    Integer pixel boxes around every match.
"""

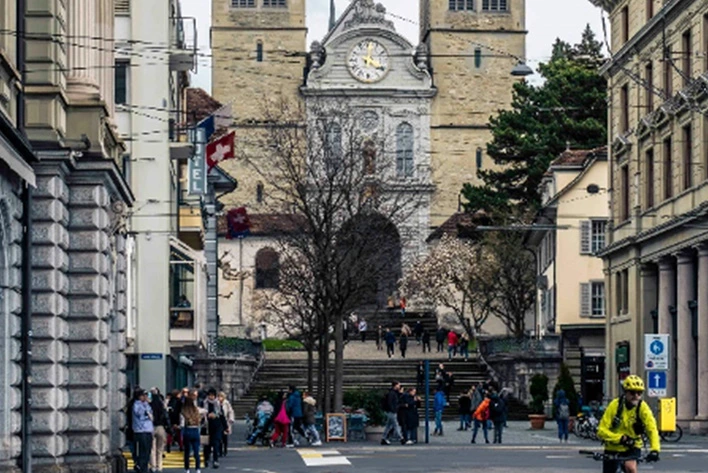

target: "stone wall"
[192,355,261,402]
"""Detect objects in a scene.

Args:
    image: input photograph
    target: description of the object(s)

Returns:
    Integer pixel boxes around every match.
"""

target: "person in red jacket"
[471,394,491,444]
[447,330,459,361]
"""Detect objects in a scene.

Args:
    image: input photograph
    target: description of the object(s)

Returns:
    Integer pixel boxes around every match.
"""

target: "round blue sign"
[650,340,664,355]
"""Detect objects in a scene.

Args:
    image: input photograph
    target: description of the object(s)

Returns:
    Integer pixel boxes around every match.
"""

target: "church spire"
[329,0,336,31]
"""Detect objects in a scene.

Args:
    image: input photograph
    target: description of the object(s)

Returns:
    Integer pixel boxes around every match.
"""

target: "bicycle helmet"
[622,375,645,392]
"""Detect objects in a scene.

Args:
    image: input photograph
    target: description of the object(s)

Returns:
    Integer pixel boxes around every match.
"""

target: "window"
[115,0,130,15]
[232,0,255,7]
[663,137,673,200]
[263,0,286,6]
[256,182,264,203]
[621,5,629,44]
[114,60,129,105]
[474,48,482,68]
[663,45,672,97]
[475,148,483,169]
[581,282,605,317]
[683,124,693,190]
[449,0,474,10]
[256,42,263,62]
[620,165,630,221]
[396,123,414,178]
[122,154,131,184]
[682,29,692,86]
[645,61,653,111]
[620,83,629,133]
[645,148,654,208]
[482,0,507,11]
[255,248,280,289]
[646,0,653,21]
[323,122,342,174]
[615,270,629,316]
[580,220,606,254]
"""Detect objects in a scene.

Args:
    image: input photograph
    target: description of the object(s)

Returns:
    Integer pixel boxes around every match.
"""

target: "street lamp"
[511,60,534,77]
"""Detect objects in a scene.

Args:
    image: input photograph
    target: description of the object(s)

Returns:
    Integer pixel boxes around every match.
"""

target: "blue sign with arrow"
[647,371,666,389]
[644,334,669,370]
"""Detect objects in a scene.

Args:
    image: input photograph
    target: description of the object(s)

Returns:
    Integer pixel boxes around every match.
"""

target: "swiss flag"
[226,207,250,239]
[206,131,236,170]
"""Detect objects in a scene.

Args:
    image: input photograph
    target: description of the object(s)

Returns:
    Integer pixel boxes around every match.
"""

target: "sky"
[180,0,608,92]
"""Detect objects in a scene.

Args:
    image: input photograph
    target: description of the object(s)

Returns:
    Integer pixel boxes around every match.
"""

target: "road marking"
[546,455,574,459]
[297,448,351,467]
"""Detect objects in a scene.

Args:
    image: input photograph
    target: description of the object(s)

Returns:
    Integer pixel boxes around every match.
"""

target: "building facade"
[527,148,608,403]
[590,0,708,432]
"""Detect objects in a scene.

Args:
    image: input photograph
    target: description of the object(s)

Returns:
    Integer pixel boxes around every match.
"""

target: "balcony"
[169,237,207,347]
[169,16,197,72]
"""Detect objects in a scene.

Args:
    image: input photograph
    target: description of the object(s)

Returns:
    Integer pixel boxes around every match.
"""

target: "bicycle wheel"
[660,425,683,443]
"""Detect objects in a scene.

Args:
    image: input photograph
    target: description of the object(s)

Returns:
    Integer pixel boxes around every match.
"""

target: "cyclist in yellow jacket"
[597,375,660,473]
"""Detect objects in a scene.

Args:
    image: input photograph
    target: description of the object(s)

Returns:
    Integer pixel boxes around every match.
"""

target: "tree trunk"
[333,315,344,412]
[306,345,314,394]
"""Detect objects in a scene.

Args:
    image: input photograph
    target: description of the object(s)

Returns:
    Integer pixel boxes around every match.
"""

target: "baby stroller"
[246,408,273,446]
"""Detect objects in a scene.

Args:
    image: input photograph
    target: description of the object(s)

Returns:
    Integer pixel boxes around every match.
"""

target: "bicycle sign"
[644,334,669,370]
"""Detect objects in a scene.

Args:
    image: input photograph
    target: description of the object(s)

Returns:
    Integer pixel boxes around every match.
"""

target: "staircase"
[358,310,439,339]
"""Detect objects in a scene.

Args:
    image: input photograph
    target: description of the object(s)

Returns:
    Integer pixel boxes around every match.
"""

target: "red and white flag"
[206,131,235,170]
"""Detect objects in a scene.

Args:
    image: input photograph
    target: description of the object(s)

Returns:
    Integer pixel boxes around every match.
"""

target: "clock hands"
[363,42,385,70]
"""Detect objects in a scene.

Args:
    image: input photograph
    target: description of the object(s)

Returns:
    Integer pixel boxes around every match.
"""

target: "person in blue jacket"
[433,388,446,436]
[286,385,306,447]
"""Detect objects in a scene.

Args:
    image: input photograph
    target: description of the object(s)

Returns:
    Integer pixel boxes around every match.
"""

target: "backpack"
[490,398,505,418]
[558,403,570,420]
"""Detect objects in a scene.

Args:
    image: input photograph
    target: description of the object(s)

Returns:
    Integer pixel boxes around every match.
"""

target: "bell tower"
[420,0,527,226]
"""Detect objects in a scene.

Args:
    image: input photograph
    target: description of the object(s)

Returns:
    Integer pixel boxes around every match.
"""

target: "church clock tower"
[420,0,527,226]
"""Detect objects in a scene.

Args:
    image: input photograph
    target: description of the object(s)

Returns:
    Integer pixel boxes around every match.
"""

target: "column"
[639,264,658,364]
[676,250,697,421]
[696,244,708,420]
[657,256,676,397]
[66,0,100,99]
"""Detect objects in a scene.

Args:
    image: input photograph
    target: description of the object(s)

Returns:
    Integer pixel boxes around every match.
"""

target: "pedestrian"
[416,361,425,390]
[435,327,446,353]
[457,391,472,431]
[343,318,349,341]
[195,383,207,407]
[447,330,459,360]
[397,386,408,444]
[401,322,412,337]
[149,387,170,473]
[489,389,506,444]
[444,371,455,402]
[413,321,423,344]
[203,388,225,468]
[421,329,431,353]
[554,389,570,443]
[270,391,291,448]
[400,296,407,317]
[167,389,185,453]
[435,363,446,392]
[387,295,396,312]
[358,318,368,343]
[471,392,490,444]
[376,325,383,351]
[433,388,446,436]
[381,381,403,445]
[287,385,306,446]
[470,384,483,414]
[402,387,420,444]
[218,391,235,456]
[180,393,205,473]
[132,389,154,473]
[384,328,396,358]
[459,332,470,361]
[301,392,322,446]
[399,332,408,358]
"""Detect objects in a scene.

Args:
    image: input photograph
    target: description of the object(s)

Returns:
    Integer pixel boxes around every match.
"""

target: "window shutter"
[580,283,590,317]
[580,220,591,254]
[115,0,130,14]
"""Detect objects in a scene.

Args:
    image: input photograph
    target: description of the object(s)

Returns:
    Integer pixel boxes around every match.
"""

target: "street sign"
[188,127,207,195]
[647,370,666,394]
[644,334,669,370]
[140,353,163,360]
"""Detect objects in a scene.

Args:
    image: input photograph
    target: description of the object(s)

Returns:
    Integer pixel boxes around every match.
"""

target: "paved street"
[131,422,708,472]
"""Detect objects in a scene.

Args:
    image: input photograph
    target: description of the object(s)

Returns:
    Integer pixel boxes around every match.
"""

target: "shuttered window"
[580,220,591,254]
[115,0,130,14]
[581,282,605,318]
[580,283,591,317]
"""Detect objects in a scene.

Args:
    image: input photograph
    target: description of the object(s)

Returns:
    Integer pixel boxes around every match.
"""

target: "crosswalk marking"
[297,448,351,467]
[123,450,201,470]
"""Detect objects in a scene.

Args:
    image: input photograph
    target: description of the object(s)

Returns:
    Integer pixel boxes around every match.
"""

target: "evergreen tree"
[462,25,607,214]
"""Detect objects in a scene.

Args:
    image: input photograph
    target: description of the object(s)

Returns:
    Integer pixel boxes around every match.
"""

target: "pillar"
[657,256,676,397]
[676,250,697,421]
[66,0,100,99]
[696,244,708,421]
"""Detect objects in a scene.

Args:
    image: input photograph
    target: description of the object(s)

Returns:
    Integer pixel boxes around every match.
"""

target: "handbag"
[200,417,210,446]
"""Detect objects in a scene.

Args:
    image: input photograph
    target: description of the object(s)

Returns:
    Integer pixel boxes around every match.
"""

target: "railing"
[215,337,264,359]
[478,335,561,358]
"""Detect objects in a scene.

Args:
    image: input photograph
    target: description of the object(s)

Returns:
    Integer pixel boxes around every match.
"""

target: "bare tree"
[239,98,430,411]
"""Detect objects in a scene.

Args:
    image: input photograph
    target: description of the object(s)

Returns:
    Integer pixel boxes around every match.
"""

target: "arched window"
[396,123,414,177]
[256,41,264,62]
[255,247,280,289]
[324,122,342,174]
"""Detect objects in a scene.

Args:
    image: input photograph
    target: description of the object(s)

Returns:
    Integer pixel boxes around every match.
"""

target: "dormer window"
[482,0,508,11]
[263,0,286,7]
[231,0,255,7]
[449,0,474,10]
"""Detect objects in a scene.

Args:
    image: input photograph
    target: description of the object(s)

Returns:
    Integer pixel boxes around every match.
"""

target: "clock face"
[348,40,389,83]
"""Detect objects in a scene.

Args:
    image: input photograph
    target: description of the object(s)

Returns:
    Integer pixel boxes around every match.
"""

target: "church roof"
[186,88,222,125]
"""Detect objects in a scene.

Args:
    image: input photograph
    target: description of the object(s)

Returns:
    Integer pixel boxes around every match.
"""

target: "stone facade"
[590,0,708,432]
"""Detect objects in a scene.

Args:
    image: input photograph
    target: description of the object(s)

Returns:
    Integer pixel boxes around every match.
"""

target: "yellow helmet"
[622,375,645,392]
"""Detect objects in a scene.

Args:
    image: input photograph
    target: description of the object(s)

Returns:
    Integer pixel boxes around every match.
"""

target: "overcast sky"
[180,0,608,92]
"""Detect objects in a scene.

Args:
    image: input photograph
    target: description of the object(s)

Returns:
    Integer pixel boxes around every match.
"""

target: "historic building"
[526,148,608,403]
[589,0,708,432]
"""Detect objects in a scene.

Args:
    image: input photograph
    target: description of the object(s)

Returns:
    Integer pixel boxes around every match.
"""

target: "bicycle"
[579,450,649,473]
[641,423,683,443]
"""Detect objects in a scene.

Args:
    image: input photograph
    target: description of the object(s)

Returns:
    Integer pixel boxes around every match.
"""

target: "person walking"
[399,296,407,317]
[444,371,455,403]
[203,388,225,468]
[180,394,205,473]
[402,387,420,444]
[384,328,396,358]
[399,332,409,359]
[270,391,291,448]
[376,325,383,351]
[554,389,570,443]
[435,327,446,353]
[381,382,403,445]
[457,391,472,431]
[218,392,235,457]
[301,392,322,446]
[168,389,186,453]
[416,361,425,390]
[149,387,170,473]
[132,389,154,473]
[433,388,446,436]
[459,332,470,361]
[287,385,306,447]
[421,329,431,353]
[471,392,490,444]
[447,330,459,360]
[413,321,423,344]
[489,390,506,444]
[358,318,368,343]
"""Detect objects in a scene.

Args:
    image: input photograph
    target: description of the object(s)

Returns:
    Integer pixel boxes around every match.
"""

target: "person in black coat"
[422,329,431,353]
[416,361,425,390]
[399,333,408,358]
[435,327,447,352]
[413,321,423,344]
[457,391,472,431]
[401,387,420,444]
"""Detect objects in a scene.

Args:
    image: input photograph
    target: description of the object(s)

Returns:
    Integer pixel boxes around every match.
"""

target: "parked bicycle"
[573,404,604,440]
[643,423,683,443]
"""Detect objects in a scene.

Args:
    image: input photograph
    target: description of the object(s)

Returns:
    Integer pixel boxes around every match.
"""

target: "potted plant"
[552,363,580,430]
[528,373,549,429]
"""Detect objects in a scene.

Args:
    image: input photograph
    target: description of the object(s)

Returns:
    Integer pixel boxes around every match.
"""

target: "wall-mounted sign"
[140,353,164,360]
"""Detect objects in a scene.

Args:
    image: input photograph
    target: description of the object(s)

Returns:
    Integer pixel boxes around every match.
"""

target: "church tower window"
[256,41,264,62]
[449,0,474,10]
[231,0,255,8]
[474,48,482,68]
[476,148,483,169]
[263,0,287,7]
[482,0,508,11]
[396,123,414,178]
[324,122,343,174]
